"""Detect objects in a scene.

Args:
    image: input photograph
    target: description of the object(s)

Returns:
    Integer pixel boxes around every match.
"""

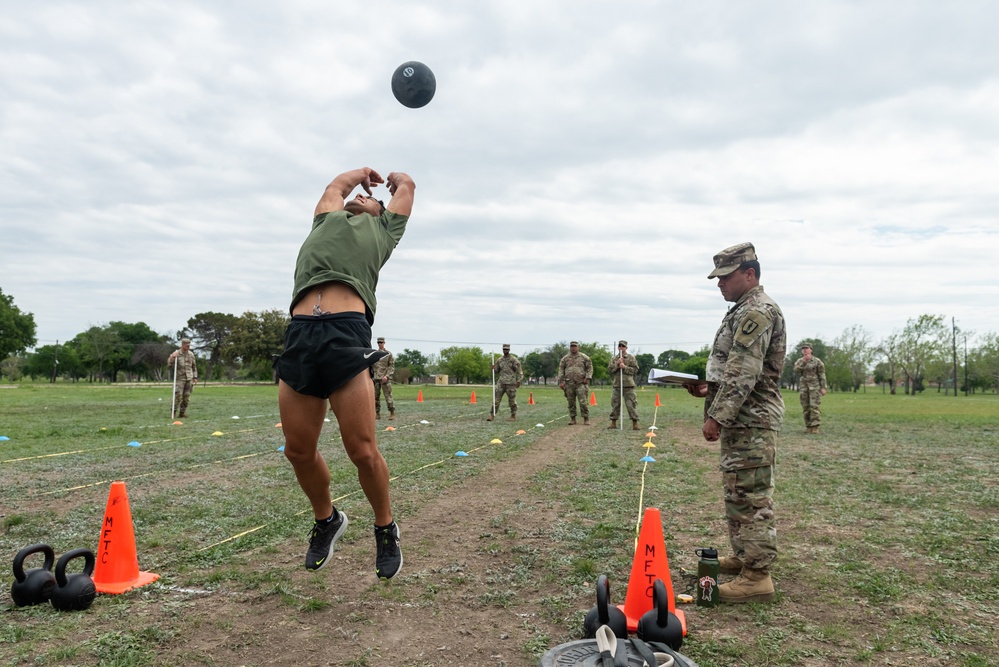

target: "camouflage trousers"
[799,385,822,428]
[174,379,193,415]
[720,427,777,573]
[563,382,589,419]
[493,383,518,417]
[374,380,394,413]
[609,386,639,421]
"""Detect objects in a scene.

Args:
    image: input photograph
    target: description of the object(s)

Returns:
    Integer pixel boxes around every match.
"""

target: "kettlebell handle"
[596,574,611,624]
[54,548,96,586]
[12,544,55,581]
[653,578,669,626]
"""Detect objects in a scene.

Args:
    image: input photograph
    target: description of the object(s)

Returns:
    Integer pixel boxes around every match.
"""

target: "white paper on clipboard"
[647,368,701,386]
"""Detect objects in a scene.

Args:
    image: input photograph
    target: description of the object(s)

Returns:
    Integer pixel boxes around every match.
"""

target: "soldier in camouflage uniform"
[488,344,523,421]
[372,337,396,420]
[557,341,593,425]
[608,340,641,430]
[686,242,786,604]
[169,338,198,418]
[793,343,826,433]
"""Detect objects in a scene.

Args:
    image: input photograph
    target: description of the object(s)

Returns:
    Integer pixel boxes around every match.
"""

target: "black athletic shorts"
[274,312,388,399]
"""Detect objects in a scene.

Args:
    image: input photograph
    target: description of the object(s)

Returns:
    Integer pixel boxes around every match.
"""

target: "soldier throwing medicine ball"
[488,344,523,421]
[608,340,641,430]
[685,242,786,604]
[274,167,414,580]
[794,343,826,433]
[372,337,396,420]
[558,341,593,425]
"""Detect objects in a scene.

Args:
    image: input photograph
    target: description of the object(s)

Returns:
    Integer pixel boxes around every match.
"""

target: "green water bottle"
[695,547,720,607]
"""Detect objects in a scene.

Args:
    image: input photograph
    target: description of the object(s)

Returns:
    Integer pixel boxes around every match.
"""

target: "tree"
[0,288,37,360]
[896,315,948,395]
[657,349,690,369]
[183,312,239,382]
[578,342,610,382]
[395,348,428,381]
[876,332,901,394]
[438,346,489,383]
[634,353,655,385]
[968,331,999,393]
[71,325,125,382]
[227,310,290,380]
[831,325,874,392]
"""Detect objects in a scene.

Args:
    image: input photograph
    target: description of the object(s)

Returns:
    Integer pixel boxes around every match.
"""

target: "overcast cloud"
[3,1,997,360]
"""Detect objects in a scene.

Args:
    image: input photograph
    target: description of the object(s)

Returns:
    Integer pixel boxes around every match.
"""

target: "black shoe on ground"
[374,522,403,580]
[305,510,348,572]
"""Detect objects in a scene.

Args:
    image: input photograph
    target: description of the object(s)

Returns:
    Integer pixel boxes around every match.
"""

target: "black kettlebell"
[10,543,57,607]
[50,548,97,611]
[582,574,629,639]
[636,579,684,650]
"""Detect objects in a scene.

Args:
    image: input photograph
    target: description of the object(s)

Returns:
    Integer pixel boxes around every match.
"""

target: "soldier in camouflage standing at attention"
[372,337,395,420]
[168,338,198,418]
[793,343,826,433]
[686,242,786,603]
[608,340,641,430]
[488,344,523,421]
[558,341,593,425]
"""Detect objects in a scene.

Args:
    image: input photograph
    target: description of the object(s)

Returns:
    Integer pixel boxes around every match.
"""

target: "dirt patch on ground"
[157,425,595,666]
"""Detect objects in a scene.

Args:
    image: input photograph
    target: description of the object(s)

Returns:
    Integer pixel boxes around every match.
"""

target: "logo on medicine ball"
[403,67,415,78]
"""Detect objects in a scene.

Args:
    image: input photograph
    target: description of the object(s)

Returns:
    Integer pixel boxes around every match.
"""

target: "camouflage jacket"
[557,352,592,384]
[372,350,395,381]
[494,354,523,385]
[794,356,826,390]
[608,353,639,388]
[705,285,786,430]
[173,349,197,382]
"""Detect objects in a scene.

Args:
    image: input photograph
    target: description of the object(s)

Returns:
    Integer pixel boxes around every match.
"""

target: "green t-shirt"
[290,209,408,322]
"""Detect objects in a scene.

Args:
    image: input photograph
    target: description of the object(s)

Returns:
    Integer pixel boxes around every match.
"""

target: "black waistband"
[291,311,368,323]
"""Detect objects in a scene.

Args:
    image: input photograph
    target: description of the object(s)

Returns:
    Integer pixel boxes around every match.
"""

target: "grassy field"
[1,382,997,666]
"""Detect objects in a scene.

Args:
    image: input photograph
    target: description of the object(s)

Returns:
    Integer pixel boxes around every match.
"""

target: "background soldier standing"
[557,341,593,425]
[169,338,198,418]
[372,337,396,420]
[488,344,523,421]
[686,242,786,604]
[794,343,826,433]
[608,340,641,430]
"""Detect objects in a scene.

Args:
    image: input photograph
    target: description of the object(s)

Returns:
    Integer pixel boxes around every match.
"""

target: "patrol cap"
[377,337,385,343]
[618,340,628,347]
[800,342,812,350]
[502,343,510,350]
[181,338,191,344]
[707,242,757,279]
[569,340,579,346]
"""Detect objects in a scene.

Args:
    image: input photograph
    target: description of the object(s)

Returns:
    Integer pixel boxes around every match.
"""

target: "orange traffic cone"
[655,393,661,407]
[470,391,477,404]
[589,391,597,406]
[93,481,160,594]
[528,392,535,405]
[617,507,686,635]
[417,389,424,402]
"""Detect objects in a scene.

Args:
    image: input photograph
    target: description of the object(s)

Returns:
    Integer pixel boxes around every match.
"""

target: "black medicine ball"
[391,61,436,109]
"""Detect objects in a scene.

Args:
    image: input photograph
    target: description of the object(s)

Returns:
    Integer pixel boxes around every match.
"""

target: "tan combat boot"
[376,410,381,420]
[389,409,396,421]
[718,568,775,603]
[607,419,617,430]
[632,419,640,430]
[807,426,819,433]
[718,555,743,574]
[583,417,590,426]
[507,415,516,421]
[568,417,577,425]
[486,414,495,422]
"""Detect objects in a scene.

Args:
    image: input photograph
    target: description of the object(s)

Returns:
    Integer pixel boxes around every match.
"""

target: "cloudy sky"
[3,1,997,360]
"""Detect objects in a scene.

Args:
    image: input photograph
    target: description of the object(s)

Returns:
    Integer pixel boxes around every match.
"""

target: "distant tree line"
[2,287,998,394]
